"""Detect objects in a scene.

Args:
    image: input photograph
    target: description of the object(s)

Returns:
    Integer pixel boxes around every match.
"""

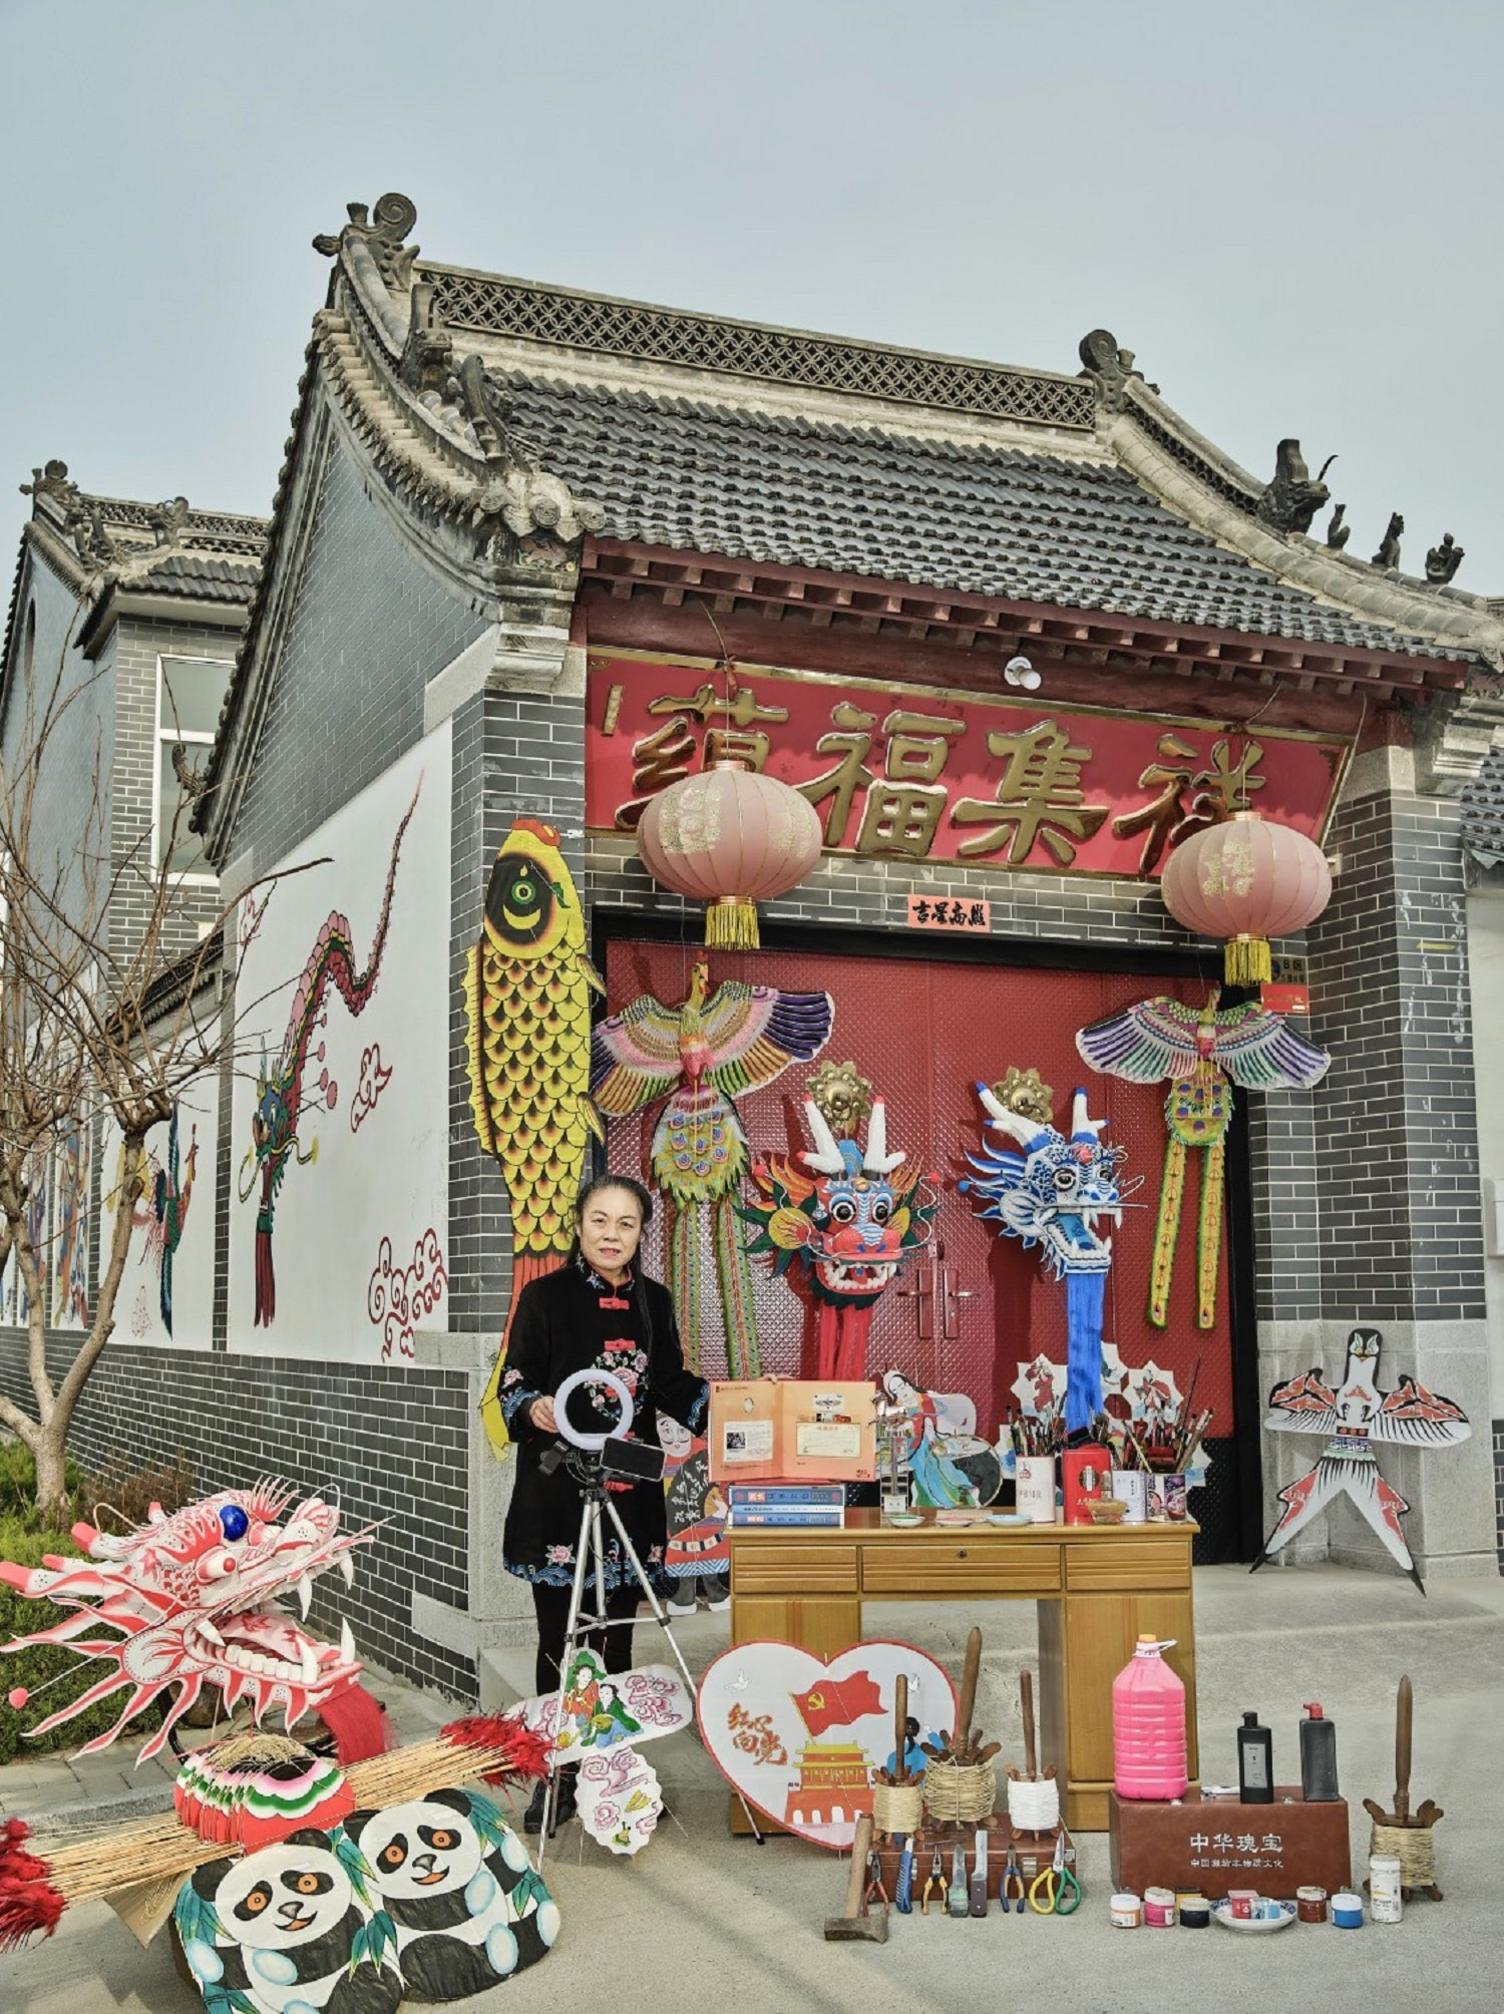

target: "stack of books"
[727,1482,846,1529]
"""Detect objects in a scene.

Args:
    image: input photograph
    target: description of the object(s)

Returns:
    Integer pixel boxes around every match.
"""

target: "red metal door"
[602,937,1235,1443]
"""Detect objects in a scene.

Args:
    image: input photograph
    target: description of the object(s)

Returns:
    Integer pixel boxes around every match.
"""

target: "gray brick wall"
[0,552,115,946]
[1307,784,1484,1323]
[232,440,487,872]
[0,1333,475,1694]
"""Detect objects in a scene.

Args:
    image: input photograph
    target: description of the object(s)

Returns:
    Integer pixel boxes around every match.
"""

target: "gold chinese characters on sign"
[587,656,1344,884]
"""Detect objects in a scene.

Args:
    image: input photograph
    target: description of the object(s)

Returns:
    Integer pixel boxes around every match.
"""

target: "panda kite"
[175,1828,402,2014]
[176,1792,557,2012]
[344,1788,560,2000]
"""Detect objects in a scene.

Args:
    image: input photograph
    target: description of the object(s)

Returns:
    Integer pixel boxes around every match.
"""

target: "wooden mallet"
[824,1812,888,1943]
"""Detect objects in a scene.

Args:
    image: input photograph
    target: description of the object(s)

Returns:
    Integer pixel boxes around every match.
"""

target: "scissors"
[1028,1830,1082,1916]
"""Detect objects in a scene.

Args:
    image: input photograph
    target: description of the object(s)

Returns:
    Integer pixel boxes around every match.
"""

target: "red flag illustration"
[791,1670,883,1737]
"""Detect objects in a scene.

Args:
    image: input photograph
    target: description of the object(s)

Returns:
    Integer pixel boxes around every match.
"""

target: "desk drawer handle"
[956,1548,968,1560]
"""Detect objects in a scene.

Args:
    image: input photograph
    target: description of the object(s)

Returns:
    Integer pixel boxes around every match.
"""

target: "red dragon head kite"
[0,1481,380,1762]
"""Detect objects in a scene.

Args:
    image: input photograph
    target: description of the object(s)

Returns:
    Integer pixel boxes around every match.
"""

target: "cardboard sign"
[709,1379,878,1483]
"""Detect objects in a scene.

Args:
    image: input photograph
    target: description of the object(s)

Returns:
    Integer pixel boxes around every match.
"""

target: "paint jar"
[1331,1892,1365,1929]
[1227,1888,1259,1920]
[1369,1855,1403,1924]
[1178,1895,1210,1929]
[1144,1886,1177,1927]
[1016,1456,1056,1523]
[1296,1885,1329,1923]
[1110,1892,1143,1929]
[1111,1469,1148,1525]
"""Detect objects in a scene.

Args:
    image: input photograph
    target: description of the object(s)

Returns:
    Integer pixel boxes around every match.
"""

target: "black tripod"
[537,1447,762,1863]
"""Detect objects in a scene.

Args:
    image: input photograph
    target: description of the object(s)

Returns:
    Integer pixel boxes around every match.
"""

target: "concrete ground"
[5,1563,1503,2014]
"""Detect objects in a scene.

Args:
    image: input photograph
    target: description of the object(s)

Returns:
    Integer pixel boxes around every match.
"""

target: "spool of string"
[871,1780,924,1837]
[921,1756,996,1826]
[1368,1821,1436,1889]
[1006,1773,1060,1832]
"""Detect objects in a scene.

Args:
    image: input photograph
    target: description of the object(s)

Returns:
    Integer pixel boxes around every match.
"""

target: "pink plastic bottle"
[1112,1634,1188,1800]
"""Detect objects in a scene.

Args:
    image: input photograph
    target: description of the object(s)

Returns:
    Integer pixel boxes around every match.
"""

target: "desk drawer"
[731,1542,859,1593]
[860,1541,1061,1595]
[1066,1540,1191,1591]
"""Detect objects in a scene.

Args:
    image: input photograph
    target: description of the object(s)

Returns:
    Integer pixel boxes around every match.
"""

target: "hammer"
[824,1813,888,1943]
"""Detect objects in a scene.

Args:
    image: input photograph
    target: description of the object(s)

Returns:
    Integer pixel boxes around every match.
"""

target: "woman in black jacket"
[498,1174,707,1831]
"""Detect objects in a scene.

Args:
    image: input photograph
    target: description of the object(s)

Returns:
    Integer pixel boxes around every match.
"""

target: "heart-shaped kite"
[696,1639,957,1850]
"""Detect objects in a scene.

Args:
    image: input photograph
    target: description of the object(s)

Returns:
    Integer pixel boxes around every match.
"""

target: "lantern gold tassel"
[1224,936,1272,986]
[706,896,761,950]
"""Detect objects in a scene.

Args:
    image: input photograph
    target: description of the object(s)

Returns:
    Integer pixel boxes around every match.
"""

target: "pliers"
[921,1848,945,1915]
[864,1851,890,1915]
[1000,1843,1026,1914]
[1028,1829,1082,1916]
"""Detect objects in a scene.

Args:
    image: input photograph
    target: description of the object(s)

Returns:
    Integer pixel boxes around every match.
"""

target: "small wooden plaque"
[1109,1787,1350,1900]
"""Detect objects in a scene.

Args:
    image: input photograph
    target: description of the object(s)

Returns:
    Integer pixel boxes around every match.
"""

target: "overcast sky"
[5,0,1501,594]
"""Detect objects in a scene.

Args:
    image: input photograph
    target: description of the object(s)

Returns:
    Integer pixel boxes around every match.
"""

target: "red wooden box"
[1109,1787,1351,1900]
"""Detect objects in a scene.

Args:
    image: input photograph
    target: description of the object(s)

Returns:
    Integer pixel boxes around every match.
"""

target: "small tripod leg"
[537,1491,608,1870]
[600,1492,764,1844]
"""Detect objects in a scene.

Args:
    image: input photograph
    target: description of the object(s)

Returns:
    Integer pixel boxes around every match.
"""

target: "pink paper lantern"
[637,762,823,949]
[1160,811,1331,984]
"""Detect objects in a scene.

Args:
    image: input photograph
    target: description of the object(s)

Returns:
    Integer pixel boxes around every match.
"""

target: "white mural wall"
[98,1045,219,1352]
[228,723,451,1364]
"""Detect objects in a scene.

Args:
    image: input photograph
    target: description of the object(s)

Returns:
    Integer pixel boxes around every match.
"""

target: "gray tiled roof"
[1463,745,1504,862]
[503,371,1456,661]
[136,548,262,604]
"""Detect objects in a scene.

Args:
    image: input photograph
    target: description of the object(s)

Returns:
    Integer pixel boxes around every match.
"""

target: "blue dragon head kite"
[960,1084,1135,1433]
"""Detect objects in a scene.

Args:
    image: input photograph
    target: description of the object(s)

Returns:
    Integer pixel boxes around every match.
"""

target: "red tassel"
[318,1683,392,1765]
[441,1712,551,1789]
[0,1826,64,1950]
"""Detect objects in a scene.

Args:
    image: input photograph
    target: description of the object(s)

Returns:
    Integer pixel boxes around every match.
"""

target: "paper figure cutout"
[469,819,606,1454]
[347,1788,558,1998]
[128,1101,198,1336]
[961,1085,1136,1433]
[1010,1343,1183,1425]
[744,1079,937,1379]
[0,1480,377,1762]
[590,958,834,1375]
[1255,1327,1472,1592]
[53,1124,90,1327]
[697,1640,958,1850]
[174,1826,402,2014]
[660,1421,728,1579]
[878,1371,1000,1507]
[575,1745,664,1856]
[516,1655,694,1753]
[238,784,418,1330]
[1077,990,1328,1327]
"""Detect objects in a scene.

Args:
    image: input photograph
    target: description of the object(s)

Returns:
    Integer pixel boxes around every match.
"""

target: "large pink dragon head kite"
[0,1481,375,1762]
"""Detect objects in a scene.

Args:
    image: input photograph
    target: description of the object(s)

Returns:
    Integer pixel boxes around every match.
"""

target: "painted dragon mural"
[743,1067,937,1379]
[0,1481,384,1762]
[960,1085,1138,1432]
[239,784,419,1327]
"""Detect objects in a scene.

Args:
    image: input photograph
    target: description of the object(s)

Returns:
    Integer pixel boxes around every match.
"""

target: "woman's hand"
[528,1395,558,1434]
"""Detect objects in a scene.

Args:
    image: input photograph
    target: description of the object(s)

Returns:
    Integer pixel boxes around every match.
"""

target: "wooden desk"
[727,1509,1198,1833]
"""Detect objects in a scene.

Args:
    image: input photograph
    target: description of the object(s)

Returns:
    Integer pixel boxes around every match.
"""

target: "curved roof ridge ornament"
[313,191,419,292]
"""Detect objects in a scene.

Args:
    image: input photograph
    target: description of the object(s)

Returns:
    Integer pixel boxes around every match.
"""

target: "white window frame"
[153,654,231,885]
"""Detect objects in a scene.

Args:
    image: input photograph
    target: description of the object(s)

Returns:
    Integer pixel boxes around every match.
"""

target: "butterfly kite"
[1076,990,1329,1328]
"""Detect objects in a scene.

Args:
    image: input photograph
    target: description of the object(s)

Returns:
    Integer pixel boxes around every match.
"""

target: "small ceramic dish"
[988,1511,1032,1527]
[934,1508,977,1526]
[885,1511,923,1527]
[1212,1901,1297,1934]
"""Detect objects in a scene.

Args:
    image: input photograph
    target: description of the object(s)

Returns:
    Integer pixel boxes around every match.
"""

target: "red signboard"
[586,653,1346,881]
